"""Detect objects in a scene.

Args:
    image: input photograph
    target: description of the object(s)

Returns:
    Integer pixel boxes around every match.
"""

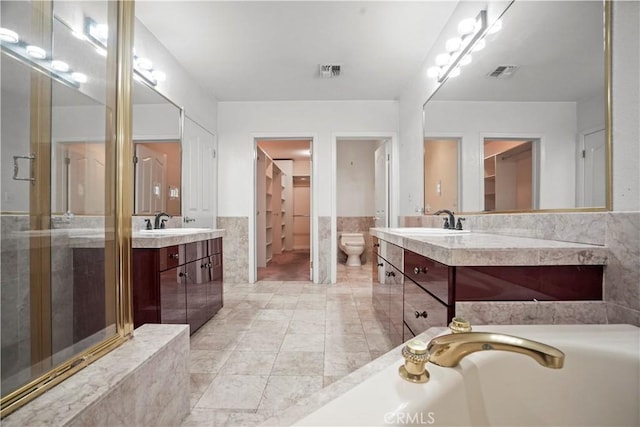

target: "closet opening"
[255,139,312,281]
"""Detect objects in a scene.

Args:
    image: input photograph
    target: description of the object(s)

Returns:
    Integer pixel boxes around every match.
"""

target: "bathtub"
[294,324,639,427]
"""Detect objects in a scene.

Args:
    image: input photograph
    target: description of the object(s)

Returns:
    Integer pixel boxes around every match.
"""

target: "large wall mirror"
[132,80,182,216]
[423,0,610,214]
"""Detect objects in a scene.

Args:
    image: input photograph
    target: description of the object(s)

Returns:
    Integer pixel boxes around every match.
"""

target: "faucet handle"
[442,218,450,229]
[449,317,472,333]
[455,217,466,230]
[144,219,153,230]
[398,339,430,383]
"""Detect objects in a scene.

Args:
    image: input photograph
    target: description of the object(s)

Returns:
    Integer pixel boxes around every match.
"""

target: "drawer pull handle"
[385,271,396,277]
[377,263,384,267]
[413,267,428,274]
[415,310,428,318]
[169,253,179,260]
[374,243,380,248]
[179,272,188,278]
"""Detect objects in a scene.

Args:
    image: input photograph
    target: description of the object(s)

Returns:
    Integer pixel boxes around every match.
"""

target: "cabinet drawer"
[403,279,449,336]
[208,237,222,255]
[186,241,208,263]
[404,250,451,304]
[159,245,181,271]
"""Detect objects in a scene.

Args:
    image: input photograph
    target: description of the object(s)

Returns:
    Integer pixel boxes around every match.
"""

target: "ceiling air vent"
[319,64,341,78]
[487,65,519,79]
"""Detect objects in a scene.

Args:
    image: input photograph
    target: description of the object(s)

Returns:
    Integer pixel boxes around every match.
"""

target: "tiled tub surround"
[399,211,640,326]
[3,324,190,427]
[337,216,375,266]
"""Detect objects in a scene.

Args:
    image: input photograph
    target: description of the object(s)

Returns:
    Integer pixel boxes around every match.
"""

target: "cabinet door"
[185,260,208,333]
[208,253,223,315]
[372,254,389,334]
[160,266,187,325]
[403,280,448,337]
[384,262,404,347]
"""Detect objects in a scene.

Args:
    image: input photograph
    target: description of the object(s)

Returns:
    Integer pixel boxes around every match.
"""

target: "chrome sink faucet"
[399,318,565,383]
[153,212,171,229]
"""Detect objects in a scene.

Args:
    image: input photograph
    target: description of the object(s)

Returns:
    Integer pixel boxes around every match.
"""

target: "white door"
[374,143,389,228]
[183,117,216,226]
[583,129,606,207]
[135,144,167,214]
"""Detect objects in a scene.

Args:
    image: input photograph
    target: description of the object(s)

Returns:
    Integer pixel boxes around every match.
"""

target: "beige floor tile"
[271,351,324,376]
[220,351,278,375]
[190,373,216,409]
[190,332,244,351]
[190,349,233,374]
[325,333,369,353]
[287,319,326,334]
[196,375,269,410]
[241,332,285,352]
[255,309,294,321]
[323,375,343,388]
[245,319,290,335]
[325,321,364,335]
[281,333,325,352]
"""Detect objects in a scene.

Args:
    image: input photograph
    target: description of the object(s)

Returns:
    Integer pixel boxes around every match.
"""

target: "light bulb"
[427,66,440,78]
[472,39,486,52]
[0,28,19,43]
[457,18,477,36]
[26,45,46,59]
[459,55,472,67]
[51,60,69,72]
[151,70,166,82]
[435,53,450,67]
[445,37,462,53]
[71,72,87,83]
[135,57,153,71]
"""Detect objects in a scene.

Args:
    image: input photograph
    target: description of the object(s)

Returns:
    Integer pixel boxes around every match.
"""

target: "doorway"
[335,138,390,283]
[255,139,312,281]
[483,138,539,211]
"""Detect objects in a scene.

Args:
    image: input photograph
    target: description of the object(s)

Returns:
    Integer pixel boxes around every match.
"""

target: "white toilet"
[339,233,366,267]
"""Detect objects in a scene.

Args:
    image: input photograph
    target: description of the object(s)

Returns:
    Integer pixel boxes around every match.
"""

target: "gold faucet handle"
[399,339,430,383]
[449,317,472,333]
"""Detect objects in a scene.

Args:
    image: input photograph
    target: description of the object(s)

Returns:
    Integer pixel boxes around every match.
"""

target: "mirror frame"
[422,0,612,215]
[132,78,185,217]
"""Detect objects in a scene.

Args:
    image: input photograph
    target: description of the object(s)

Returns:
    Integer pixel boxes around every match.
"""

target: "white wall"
[217,101,399,217]
[336,140,377,217]
[424,100,577,211]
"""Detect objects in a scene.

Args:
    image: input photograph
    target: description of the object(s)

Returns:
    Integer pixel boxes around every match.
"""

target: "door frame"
[576,125,606,207]
[250,133,317,283]
[331,132,399,284]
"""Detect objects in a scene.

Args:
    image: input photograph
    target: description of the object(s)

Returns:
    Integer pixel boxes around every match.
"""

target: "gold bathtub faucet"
[399,320,565,383]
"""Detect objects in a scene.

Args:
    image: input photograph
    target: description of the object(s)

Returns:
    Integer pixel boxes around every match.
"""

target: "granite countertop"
[370,227,608,266]
[132,228,225,248]
[36,228,227,249]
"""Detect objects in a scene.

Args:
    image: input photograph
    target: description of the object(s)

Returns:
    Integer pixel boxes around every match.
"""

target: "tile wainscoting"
[317,216,332,284]
[400,211,640,326]
[217,217,249,284]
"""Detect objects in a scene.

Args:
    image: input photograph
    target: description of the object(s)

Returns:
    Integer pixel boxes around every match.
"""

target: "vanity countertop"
[132,228,225,248]
[370,227,607,266]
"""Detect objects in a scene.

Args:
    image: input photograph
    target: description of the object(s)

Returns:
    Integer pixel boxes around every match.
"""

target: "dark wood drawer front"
[456,265,603,301]
[159,245,181,271]
[186,241,207,263]
[404,323,414,342]
[404,250,451,304]
[403,280,449,336]
[208,237,222,255]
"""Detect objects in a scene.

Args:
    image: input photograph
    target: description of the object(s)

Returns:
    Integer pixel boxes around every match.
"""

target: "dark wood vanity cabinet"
[133,237,222,334]
[371,238,404,347]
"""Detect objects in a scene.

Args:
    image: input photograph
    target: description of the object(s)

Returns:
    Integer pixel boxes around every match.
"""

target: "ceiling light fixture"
[26,45,46,59]
[51,60,70,72]
[427,10,493,83]
[71,72,87,83]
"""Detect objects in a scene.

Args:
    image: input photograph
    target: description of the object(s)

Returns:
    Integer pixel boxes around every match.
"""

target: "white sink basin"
[385,227,470,236]
[137,228,212,235]
[294,324,639,427]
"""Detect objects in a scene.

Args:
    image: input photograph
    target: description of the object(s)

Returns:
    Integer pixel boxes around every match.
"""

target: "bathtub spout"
[427,332,565,369]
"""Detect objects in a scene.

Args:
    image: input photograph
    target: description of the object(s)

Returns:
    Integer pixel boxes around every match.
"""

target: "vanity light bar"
[0,27,81,88]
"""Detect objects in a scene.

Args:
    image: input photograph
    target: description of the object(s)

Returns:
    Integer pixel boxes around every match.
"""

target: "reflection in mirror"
[132,80,182,216]
[424,138,459,212]
[423,0,609,213]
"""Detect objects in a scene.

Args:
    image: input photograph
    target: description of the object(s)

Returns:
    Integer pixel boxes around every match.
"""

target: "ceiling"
[134,1,458,102]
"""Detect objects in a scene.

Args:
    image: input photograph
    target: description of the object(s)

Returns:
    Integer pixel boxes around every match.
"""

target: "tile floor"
[183,263,387,426]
